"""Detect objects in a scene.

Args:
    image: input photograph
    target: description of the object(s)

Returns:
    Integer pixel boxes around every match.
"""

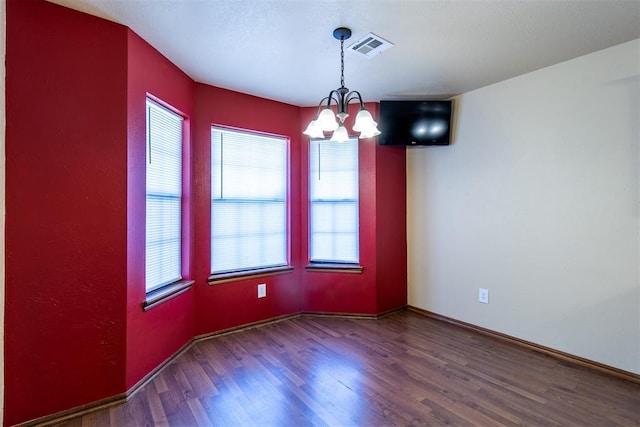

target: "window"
[309,138,359,264]
[211,127,288,275]
[145,99,183,292]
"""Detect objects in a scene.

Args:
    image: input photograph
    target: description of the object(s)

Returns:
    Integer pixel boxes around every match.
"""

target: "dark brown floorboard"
[53,311,639,426]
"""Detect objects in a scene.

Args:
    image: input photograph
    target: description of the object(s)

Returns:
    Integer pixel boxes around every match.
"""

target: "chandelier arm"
[310,99,327,119]
[315,96,331,114]
[325,90,343,108]
[345,91,365,108]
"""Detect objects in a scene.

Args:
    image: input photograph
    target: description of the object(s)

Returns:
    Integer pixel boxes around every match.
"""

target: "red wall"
[375,145,408,313]
[193,85,303,335]
[125,31,196,390]
[5,1,407,424]
[5,1,128,424]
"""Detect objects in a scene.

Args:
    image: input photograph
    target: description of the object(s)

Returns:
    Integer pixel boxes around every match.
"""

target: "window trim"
[305,262,363,274]
[208,265,294,285]
[143,279,194,311]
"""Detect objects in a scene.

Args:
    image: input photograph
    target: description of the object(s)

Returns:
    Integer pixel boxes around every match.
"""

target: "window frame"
[307,137,362,273]
[142,96,193,310]
[208,125,292,284]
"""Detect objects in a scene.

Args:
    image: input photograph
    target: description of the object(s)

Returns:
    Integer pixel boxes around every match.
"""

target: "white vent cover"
[347,33,394,58]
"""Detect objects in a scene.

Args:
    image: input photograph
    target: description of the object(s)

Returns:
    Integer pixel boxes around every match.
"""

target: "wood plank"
[51,311,640,426]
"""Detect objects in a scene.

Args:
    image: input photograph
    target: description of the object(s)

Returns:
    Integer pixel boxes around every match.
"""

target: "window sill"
[143,280,194,311]
[305,263,363,274]
[208,265,294,285]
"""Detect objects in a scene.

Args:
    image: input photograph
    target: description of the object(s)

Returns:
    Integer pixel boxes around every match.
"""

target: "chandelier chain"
[340,37,345,89]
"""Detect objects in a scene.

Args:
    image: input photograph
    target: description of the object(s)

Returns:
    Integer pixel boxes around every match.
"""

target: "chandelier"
[303,27,381,142]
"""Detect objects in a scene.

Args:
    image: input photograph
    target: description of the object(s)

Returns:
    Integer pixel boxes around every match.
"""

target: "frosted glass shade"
[303,119,325,138]
[330,124,350,142]
[317,108,339,131]
[353,109,376,132]
[359,126,381,139]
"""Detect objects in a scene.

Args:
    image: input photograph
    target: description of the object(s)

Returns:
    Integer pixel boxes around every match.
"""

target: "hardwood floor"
[55,311,639,426]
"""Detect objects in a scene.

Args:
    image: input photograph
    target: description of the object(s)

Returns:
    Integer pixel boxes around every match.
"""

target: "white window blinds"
[211,127,288,274]
[309,138,359,263]
[146,99,183,292]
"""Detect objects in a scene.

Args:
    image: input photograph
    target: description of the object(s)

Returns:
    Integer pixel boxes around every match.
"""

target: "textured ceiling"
[47,0,640,107]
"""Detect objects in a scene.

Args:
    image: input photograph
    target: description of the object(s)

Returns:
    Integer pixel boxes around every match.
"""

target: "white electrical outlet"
[479,288,489,304]
[257,283,266,298]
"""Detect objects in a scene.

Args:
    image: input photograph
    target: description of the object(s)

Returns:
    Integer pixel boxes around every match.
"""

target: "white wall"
[1,0,5,422]
[407,39,640,374]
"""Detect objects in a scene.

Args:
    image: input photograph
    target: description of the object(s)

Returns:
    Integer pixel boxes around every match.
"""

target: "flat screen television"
[378,100,453,146]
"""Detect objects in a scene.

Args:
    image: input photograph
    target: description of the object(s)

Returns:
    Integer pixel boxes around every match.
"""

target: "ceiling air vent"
[347,33,393,58]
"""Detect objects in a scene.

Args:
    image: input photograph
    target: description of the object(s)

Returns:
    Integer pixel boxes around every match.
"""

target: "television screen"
[378,100,453,146]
